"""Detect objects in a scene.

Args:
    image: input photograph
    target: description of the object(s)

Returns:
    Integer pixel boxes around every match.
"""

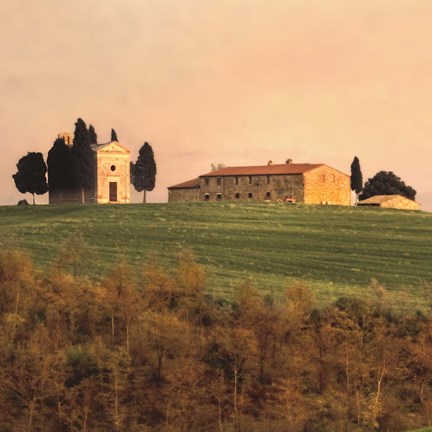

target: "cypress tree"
[72,118,94,204]
[350,156,363,204]
[13,152,49,205]
[111,129,118,142]
[47,138,75,203]
[131,142,157,203]
[88,124,98,144]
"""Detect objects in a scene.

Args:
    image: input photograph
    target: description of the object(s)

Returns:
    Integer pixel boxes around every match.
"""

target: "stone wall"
[381,196,420,210]
[168,188,200,202]
[197,174,305,202]
[303,165,350,205]
[49,187,96,204]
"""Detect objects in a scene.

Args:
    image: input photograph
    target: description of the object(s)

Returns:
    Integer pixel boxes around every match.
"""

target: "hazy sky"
[1,0,431,209]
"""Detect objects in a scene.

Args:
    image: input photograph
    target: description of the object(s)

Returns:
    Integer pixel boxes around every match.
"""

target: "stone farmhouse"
[358,195,420,210]
[49,133,131,204]
[168,160,350,205]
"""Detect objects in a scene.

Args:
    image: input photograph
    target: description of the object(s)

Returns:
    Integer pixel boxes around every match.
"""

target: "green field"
[1,202,431,308]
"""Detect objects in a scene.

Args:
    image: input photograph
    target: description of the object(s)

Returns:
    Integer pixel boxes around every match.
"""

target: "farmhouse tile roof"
[199,163,323,177]
[168,178,200,189]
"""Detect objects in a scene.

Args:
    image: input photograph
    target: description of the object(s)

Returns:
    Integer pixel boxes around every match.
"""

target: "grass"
[0,202,431,308]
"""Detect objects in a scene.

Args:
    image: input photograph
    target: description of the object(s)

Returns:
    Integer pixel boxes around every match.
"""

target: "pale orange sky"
[1,0,431,209]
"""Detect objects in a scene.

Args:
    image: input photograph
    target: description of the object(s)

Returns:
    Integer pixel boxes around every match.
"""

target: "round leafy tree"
[359,171,416,201]
[13,152,49,204]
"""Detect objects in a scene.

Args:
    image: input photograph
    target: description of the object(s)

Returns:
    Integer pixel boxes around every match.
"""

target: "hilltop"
[0,202,431,308]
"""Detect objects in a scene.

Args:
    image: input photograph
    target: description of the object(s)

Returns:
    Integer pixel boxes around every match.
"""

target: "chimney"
[285,158,292,164]
[267,160,273,166]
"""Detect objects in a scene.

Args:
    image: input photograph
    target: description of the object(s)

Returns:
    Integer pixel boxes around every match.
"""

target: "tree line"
[12,118,157,204]
[1,243,432,431]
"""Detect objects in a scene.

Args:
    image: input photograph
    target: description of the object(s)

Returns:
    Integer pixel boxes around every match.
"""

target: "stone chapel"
[49,132,131,204]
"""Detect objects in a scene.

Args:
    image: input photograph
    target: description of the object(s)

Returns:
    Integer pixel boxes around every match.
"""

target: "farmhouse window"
[216,193,222,200]
[217,177,221,186]
[204,177,209,185]
[265,192,271,199]
[248,176,252,184]
[248,192,253,199]
[235,176,239,185]
[266,175,270,184]
[204,194,210,201]
[235,193,240,199]
[331,174,336,182]
[321,174,325,182]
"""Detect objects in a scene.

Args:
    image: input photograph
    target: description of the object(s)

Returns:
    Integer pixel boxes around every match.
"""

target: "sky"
[1,0,431,210]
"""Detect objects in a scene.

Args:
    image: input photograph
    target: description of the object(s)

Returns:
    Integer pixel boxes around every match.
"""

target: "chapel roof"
[91,141,130,153]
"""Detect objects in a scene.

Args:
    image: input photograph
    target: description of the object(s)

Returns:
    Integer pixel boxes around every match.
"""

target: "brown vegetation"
[0,245,431,431]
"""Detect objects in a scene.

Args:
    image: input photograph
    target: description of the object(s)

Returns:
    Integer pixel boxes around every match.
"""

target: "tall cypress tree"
[111,129,118,142]
[47,138,76,203]
[131,142,157,203]
[72,118,94,204]
[350,156,363,204]
[88,124,98,144]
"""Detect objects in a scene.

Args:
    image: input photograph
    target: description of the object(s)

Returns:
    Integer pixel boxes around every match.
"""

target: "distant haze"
[1,0,431,210]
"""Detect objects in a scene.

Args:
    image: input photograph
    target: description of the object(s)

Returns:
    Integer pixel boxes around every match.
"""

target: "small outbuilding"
[357,195,420,210]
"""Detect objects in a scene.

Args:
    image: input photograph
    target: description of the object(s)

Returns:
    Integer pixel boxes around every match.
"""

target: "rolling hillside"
[1,202,431,308]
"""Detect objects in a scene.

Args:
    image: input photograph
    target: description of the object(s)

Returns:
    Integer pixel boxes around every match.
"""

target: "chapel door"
[109,182,118,202]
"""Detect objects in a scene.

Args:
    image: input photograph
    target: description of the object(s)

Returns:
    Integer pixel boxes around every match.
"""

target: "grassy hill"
[1,202,431,308]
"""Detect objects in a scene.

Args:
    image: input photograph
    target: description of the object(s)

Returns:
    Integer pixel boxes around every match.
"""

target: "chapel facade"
[49,133,131,204]
[168,160,350,206]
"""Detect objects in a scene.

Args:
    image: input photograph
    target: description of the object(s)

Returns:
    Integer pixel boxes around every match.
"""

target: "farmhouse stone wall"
[303,165,350,205]
[198,174,305,202]
[168,188,200,202]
